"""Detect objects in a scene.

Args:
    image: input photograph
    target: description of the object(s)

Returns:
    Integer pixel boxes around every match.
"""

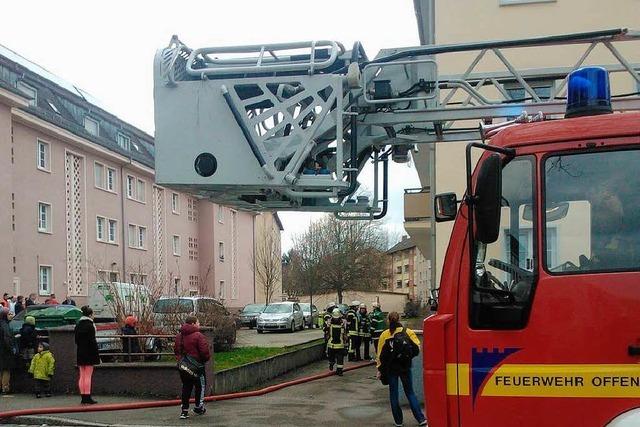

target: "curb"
[6,415,181,427]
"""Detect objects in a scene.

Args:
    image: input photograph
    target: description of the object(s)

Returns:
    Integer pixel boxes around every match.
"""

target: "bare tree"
[252,218,282,305]
[288,215,387,304]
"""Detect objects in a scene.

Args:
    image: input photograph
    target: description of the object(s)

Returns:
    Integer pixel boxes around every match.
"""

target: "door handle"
[628,345,640,356]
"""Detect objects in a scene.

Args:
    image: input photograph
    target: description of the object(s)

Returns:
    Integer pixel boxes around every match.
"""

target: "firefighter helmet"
[332,308,341,318]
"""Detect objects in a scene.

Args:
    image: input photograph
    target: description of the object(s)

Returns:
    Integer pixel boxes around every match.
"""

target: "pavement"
[234,327,324,348]
[0,360,415,427]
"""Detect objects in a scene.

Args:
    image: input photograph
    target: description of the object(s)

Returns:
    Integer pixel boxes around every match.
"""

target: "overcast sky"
[0,0,422,251]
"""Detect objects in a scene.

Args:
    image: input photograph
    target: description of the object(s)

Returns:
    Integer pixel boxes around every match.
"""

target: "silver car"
[256,302,304,333]
[299,303,319,328]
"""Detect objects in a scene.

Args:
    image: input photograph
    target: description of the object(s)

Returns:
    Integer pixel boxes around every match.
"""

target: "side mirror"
[434,193,458,222]
[475,153,502,244]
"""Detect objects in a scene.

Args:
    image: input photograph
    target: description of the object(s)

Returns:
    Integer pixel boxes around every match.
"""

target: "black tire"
[290,322,296,333]
[299,321,304,331]
[257,328,264,334]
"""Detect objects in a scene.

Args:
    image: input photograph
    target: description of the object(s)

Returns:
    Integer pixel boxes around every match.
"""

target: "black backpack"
[389,327,418,364]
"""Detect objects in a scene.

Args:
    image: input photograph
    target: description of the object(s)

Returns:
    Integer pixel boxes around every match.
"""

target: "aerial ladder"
[153,28,640,218]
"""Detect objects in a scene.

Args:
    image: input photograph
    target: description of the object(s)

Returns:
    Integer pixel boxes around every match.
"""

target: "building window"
[37,202,52,233]
[187,198,198,222]
[404,264,410,273]
[117,132,130,150]
[189,237,199,261]
[126,175,146,202]
[189,275,199,289]
[96,216,106,241]
[47,100,60,114]
[136,179,146,203]
[39,265,52,295]
[173,235,181,256]
[396,280,402,289]
[219,280,225,299]
[172,193,180,214]
[84,116,99,136]
[217,205,224,223]
[17,81,37,107]
[218,242,225,262]
[97,270,119,283]
[396,266,402,274]
[107,168,116,192]
[130,273,147,286]
[128,224,146,249]
[94,163,105,189]
[36,140,50,171]
[108,219,117,243]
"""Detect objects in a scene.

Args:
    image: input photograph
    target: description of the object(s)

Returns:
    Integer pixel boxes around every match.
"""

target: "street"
[235,327,324,348]
[1,361,396,427]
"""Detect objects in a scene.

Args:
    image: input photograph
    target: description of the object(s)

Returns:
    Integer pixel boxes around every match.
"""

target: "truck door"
[457,148,640,426]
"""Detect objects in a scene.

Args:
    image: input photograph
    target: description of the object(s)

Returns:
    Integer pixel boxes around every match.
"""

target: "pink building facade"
[0,45,276,310]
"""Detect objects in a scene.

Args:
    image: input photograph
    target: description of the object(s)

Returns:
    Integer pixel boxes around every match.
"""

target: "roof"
[491,112,640,149]
[0,43,155,168]
[386,237,416,254]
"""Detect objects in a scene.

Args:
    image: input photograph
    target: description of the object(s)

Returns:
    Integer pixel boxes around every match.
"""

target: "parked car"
[299,303,319,329]
[238,304,266,328]
[256,302,304,334]
[152,296,236,351]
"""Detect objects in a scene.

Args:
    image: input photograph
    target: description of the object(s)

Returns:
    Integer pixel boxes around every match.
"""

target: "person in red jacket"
[174,316,210,419]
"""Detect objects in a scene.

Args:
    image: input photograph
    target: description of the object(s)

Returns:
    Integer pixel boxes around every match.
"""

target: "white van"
[89,282,151,320]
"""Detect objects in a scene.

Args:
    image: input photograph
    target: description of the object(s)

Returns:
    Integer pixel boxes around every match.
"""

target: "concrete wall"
[299,290,408,314]
[214,341,325,394]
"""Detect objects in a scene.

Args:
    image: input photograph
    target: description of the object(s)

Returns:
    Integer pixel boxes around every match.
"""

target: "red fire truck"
[424,67,640,426]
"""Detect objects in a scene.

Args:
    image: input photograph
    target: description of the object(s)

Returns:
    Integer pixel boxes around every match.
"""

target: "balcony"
[404,187,432,260]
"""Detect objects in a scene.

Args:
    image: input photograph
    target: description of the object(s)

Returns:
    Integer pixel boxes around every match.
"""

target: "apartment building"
[405,0,640,287]
[0,44,281,310]
[386,236,431,303]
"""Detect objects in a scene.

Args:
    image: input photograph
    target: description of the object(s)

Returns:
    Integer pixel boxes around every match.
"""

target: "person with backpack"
[376,311,426,427]
[326,308,347,376]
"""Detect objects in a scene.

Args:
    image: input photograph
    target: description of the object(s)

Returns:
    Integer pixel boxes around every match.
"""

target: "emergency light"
[565,66,612,118]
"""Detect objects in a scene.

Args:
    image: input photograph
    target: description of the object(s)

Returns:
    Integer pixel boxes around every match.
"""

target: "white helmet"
[351,300,361,307]
[359,303,366,309]
[332,308,341,318]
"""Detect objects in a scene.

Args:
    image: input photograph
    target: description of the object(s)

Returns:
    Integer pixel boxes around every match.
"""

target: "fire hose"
[0,361,375,420]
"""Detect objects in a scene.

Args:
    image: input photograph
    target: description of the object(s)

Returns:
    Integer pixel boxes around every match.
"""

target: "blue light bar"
[565,66,612,118]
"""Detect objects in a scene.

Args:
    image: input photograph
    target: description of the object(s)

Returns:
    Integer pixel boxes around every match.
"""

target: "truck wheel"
[257,328,264,334]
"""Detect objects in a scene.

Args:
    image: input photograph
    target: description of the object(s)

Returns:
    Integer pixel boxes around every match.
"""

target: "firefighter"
[323,302,337,358]
[358,303,372,360]
[346,300,361,361]
[370,301,386,353]
[327,308,347,376]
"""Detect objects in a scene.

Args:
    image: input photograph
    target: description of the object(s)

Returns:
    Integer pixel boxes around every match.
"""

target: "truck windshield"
[152,299,194,313]
[544,149,640,273]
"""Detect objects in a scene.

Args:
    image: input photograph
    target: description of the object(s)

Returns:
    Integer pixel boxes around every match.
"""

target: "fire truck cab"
[424,69,640,426]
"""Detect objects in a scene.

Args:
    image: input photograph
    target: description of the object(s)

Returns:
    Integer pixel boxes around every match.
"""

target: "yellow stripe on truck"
[483,364,640,398]
[446,363,470,396]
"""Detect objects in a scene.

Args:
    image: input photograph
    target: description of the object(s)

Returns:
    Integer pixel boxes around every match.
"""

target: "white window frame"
[173,235,181,256]
[126,175,146,203]
[136,178,146,203]
[36,139,51,172]
[37,202,52,234]
[117,132,130,151]
[39,265,52,296]
[84,116,99,136]
[96,216,106,241]
[217,205,224,223]
[129,273,148,286]
[94,162,106,190]
[106,167,116,192]
[172,193,180,214]
[128,223,147,250]
[17,81,37,107]
[108,219,117,244]
[219,280,225,299]
[218,241,225,262]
